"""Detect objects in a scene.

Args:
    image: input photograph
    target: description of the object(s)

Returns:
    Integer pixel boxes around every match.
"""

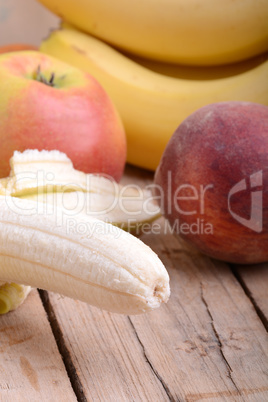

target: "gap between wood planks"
[199,282,240,395]
[231,265,268,332]
[38,288,175,402]
[38,289,84,402]
[38,260,268,402]
[127,316,176,402]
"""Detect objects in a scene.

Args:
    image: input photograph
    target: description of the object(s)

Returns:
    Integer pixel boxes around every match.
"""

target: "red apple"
[154,102,268,264]
[0,51,126,180]
[0,44,38,54]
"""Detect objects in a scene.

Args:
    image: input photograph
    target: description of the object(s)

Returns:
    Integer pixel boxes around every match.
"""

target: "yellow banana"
[0,282,31,314]
[40,25,268,171]
[37,0,268,66]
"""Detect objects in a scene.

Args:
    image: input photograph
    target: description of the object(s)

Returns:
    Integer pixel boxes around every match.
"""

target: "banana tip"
[147,280,170,310]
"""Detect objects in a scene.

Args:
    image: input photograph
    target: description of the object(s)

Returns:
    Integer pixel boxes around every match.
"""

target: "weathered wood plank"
[122,164,155,185]
[42,291,170,402]
[44,221,268,401]
[0,289,76,402]
[44,210,268,400]
[130,224,268,401]
[232,263,268,331]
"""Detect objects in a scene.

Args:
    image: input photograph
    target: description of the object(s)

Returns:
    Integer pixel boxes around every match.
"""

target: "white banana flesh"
[1,149,160,229]
[5,149,88,196]
[0,196,169,315]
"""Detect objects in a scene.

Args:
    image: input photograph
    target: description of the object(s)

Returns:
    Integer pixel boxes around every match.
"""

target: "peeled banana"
[40,25,268,171]
[0,150,165,314]
[0,196,169,315]
[37,0,268,66]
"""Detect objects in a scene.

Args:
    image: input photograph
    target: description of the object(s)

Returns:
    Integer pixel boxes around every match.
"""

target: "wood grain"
[233,263,268,331]
[41,291,170,402]
[0,290,76,402]
[43,222,268,400]
[132,226,268,401]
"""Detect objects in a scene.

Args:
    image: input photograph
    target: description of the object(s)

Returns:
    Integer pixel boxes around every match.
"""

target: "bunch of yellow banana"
[40,24,268,170]
[37,0,268,66]
[37,0,268,170]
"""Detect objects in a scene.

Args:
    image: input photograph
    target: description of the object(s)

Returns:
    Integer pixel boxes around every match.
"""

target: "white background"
[0,0,59,46]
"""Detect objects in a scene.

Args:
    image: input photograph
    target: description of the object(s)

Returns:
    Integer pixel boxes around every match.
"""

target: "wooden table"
[0,166,267,402]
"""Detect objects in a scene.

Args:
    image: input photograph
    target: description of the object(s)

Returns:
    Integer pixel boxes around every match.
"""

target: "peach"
[154,102,268,264]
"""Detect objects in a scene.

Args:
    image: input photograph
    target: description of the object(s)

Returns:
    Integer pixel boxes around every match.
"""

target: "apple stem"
[35,65,56,87]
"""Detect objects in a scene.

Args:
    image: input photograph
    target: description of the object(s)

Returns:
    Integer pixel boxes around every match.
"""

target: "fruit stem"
[35,65,56,87]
